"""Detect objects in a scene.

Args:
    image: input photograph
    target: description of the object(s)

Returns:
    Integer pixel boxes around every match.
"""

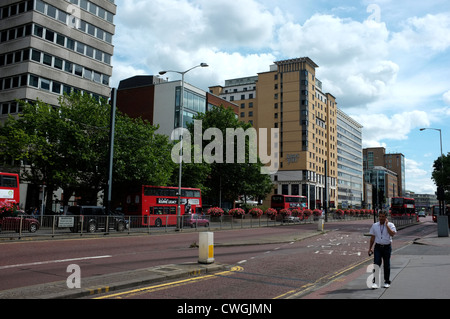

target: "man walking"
[368,211,397,288]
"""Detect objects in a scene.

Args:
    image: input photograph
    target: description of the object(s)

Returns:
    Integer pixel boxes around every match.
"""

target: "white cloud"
[197,0,276,49]
[444,90,450,105]
[273,14,398,108]
[110,62,147,88]
[405,159,436,194]
[390,13,450,52]
[113,1,450,113]
[352,110,430,148]
[405,158,428,178]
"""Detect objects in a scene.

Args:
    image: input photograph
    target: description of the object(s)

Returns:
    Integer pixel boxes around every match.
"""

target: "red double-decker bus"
[0,172,20,205]
[123,185,202,227]
[271,194,308,211]
[391,197,415,218]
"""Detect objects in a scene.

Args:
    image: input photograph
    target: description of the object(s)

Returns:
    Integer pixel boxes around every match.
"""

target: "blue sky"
[110,0,450,194]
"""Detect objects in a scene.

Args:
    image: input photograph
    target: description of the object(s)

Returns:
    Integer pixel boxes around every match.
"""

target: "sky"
[110,0,450,195]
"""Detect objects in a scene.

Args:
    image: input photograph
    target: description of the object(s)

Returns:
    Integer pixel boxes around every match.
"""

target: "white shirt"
[369,221,397,245]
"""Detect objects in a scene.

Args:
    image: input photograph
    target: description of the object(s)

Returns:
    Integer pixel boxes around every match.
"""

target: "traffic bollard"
[317,218,324,232]
[198,232,214,264]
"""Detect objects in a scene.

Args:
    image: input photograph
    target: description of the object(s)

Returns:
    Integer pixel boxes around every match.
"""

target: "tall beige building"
[210,58,338,209]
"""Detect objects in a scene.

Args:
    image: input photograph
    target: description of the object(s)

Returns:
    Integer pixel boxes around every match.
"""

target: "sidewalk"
[302,231,450,299]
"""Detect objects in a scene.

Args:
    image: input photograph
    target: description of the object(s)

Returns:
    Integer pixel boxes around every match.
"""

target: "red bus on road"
[391,197,415,219]
[271,194,308,211]
[0,172,20,205]
[123,185,202,227]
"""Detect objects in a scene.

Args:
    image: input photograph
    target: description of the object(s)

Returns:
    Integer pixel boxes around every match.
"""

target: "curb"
[0,262,228,299]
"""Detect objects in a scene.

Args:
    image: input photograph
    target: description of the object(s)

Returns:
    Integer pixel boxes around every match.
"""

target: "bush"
[291,208,304,220]
[0,202,18,217]
[303,209,312,219]
[279,209,291,217]
[265,208,277,218]
[229,208,245,217]
[207,207,224,217]
[249,207,263,217]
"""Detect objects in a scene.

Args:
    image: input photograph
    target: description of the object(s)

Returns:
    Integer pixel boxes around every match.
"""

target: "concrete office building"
[0,0,116,209]
[210,58,339,209]
[363,147,406,197]
[337,108,363,208]
[0,0,116,118]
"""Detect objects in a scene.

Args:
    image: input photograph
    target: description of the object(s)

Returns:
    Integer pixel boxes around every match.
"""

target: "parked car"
[0,213,40,233]
[66,206,128,233]
[283,216,300,223]
[183,214,209,228]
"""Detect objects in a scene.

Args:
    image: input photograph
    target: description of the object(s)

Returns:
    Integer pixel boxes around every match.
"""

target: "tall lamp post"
[159,63,209,231]
[420,128,448,237]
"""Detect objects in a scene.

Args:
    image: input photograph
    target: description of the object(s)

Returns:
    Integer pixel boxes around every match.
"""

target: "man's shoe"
[384,283,390,288]
[371,283,379,289]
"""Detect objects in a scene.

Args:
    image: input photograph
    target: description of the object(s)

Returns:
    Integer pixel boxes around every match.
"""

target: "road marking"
[274,256,373,299]
[0,255,112,270]
[95,266,244,299]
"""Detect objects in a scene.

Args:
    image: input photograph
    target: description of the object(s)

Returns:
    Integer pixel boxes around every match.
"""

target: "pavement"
[0,220,449,299]
[300,230,450,299]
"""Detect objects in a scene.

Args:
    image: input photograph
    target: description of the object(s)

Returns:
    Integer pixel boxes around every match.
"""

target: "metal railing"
[0,213,417,240]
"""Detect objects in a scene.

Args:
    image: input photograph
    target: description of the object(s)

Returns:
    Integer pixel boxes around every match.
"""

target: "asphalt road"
[93,217,435,299]
[0,216,434,299]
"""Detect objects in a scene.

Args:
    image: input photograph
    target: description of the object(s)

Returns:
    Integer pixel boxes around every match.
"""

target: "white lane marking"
[0,255,113,270]
[237,260,247,264]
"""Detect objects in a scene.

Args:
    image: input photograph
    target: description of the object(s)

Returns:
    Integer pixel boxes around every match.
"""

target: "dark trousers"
[374,243,392,284]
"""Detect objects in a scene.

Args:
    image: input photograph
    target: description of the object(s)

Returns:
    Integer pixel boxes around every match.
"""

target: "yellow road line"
[274,257,372,299]
[95,266,243,299]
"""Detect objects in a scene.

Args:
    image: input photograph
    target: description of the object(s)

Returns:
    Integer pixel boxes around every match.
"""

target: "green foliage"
[187,105,273,206]
[431,153,450,202]
[0,92,176,206]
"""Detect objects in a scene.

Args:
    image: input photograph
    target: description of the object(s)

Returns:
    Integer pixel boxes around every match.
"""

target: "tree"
[0,98,68,210]
[186,105,273,207]
[431,153,450,202]
[0,92,176,210]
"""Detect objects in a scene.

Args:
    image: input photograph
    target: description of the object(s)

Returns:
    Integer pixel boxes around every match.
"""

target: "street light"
[159,63,209,231]
[420,127,448,237]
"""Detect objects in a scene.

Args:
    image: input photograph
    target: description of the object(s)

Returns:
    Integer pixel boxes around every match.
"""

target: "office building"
[363,147,406,197]
[117,75,239,137]
[337,108,363,208]
[0,0,116,119]
[364,165,398,209]
[211,58,339,209]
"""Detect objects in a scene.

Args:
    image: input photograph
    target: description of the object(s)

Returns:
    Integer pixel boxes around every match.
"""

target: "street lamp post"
[159,63,208,231]
[420,128,448,237]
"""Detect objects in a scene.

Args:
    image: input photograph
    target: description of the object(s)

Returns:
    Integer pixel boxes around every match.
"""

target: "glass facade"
[337,110,363,208]
[175,86,206,128]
